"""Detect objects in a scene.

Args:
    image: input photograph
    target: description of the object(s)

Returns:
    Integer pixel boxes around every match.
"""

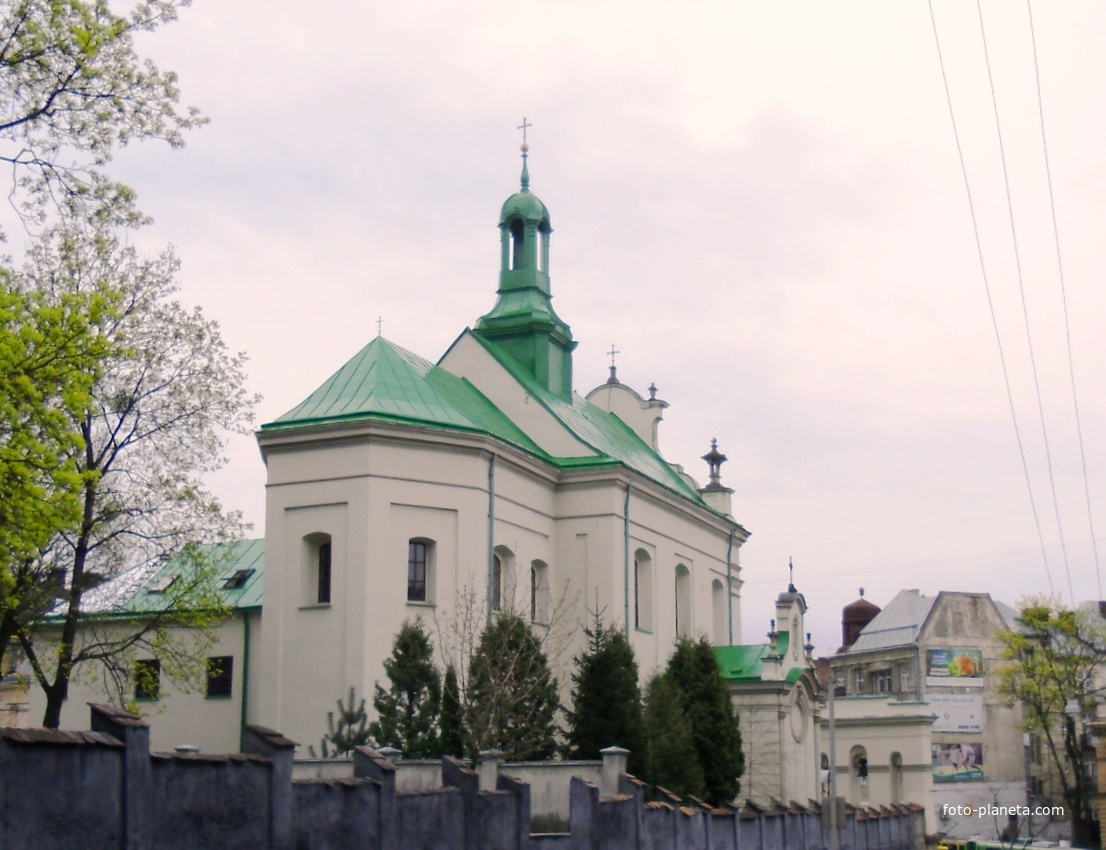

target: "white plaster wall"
[28,617,252,754]
[820,700,935,832]
[256,414,744,752]
[585,382,664,452]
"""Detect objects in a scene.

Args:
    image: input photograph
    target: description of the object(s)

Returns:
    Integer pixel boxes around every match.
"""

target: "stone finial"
[701,438,728,490]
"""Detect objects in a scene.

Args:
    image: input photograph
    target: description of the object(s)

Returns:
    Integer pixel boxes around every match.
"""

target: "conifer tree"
[665,636,744,804]
[440,663,465,759]
[369,620,442,757]
[468,613,560,760]
[320,687,372,757]
[564,612,644,773]
[642,675,704,798]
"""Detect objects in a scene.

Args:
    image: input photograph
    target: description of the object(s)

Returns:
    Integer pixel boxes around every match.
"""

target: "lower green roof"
[45,539,266,621]
[715,632,803,683]
[261,336,548,458]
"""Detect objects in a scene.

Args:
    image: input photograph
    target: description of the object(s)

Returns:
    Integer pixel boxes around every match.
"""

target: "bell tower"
[475,126,576,397]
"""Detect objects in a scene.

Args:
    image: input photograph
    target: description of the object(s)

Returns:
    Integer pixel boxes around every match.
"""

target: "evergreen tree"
[369,620,442,757]
[320,687,372,757]
[564,612,644,773]
[665,636,744,804]
[440,663,465,759]
[642,675,704,798]
[468,613,560,760]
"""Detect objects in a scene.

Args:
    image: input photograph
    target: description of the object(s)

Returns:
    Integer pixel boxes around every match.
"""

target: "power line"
[975,0,1072,603]
[926,0,1054,596]
[1025,0,1102,598]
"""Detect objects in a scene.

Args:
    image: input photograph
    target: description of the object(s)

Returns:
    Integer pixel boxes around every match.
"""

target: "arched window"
[849,745,869,802]
[510,219,525,269]
[304,532,333,605]
[675,564,691,637]
[408,539,435,603]
[890,752,903,804]
[530,560,550,624]
[492,546,515,612]
[711,579,727,645]
[633,549,653,631]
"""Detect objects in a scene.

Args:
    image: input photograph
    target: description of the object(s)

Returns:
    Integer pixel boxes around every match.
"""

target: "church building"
[252,145,750,747]
[25,147,829,810]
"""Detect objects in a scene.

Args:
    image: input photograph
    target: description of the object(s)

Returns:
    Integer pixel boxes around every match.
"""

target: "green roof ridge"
[465,332,708,506]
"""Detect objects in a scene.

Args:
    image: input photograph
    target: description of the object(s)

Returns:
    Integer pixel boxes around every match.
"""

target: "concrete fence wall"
[293,755,602,819]
[0,706,923,850]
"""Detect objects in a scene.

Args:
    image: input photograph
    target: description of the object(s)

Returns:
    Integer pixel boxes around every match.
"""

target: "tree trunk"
[42,682,66,729]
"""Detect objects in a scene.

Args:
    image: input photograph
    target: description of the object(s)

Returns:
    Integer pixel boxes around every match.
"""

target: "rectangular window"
[408,541,427,602]
[317,541,332,604]
[898,663,912,693]
[206,656,233,698]
[222,569,254,590]
[135,659,161,701]
[869,669,892,694]
[853,667,865,694]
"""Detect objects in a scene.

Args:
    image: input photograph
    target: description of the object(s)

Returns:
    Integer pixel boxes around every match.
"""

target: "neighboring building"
[717,581,822,805]
[825,589,1025,839]
[25,149,754,757]
[0,645,30,729]
[27,540,264,752]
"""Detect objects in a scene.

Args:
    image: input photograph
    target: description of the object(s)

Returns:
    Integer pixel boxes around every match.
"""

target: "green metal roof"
[715,644,771,682]
[715,632,803,683]
[120,538,265,614]
[263,331,715,510]
[260,336,548,458]
[41,539,265,622]
[466,332,709,506]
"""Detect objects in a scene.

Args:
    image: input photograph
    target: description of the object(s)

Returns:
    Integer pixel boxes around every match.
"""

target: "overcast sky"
[101,0,1106,657]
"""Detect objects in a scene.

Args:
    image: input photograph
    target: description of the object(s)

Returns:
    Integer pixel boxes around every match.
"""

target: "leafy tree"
[440,663,464,758]
[369,620,442,757]
[7,218,256,727]
[642,674,704,799]
[0,0,205,226]
[319,687,372,758]
[0,277,115,658]
[665,636,744,805]
[563,611,644,773]
[468,612,560,761]
[998,600,1106,847]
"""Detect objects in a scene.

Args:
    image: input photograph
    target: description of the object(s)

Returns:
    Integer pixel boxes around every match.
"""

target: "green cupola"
[475,140,576,397]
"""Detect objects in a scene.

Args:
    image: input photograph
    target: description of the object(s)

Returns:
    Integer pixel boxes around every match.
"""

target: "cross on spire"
[605,344,621,385]
[517,117,532,149]
[788,558,796,593]
[376,316,383,337]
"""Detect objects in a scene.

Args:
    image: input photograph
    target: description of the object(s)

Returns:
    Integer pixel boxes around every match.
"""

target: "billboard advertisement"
[926,648,984,687]
[932,742,984,782]
[927,693,984,732]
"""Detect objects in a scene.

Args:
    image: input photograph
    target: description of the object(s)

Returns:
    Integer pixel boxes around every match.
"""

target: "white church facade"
[253,149,749,746]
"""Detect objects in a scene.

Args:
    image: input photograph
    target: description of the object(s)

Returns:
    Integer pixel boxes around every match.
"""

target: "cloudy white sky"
[100,0,1106,656]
